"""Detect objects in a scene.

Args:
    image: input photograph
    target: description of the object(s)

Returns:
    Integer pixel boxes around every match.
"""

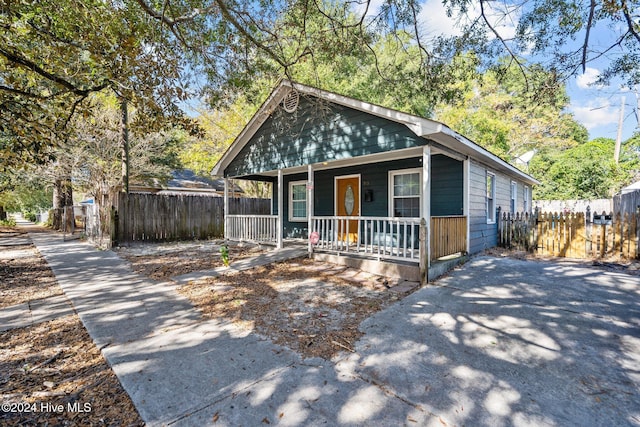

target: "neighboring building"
[130,169,244,197]
[212,80,539,281]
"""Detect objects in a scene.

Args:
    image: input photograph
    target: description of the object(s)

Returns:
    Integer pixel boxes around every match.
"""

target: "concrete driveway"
[339,256,640,426]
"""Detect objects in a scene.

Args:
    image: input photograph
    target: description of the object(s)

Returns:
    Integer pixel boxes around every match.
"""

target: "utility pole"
[614,96,625,164]
[635,88,639,129]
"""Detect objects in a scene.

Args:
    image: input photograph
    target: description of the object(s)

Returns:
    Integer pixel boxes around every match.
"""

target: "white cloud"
[352,0,385,21]
[417,0,518,43]
[569,97,618,130]
[419,0,465,38]
[576,67,606,89]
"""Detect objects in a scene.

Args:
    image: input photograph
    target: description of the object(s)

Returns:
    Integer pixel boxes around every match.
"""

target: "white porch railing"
[226,214,278,244]
[311,216,422,263]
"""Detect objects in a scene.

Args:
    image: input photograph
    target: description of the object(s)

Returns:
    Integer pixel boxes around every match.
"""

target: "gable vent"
[282,89,299,113]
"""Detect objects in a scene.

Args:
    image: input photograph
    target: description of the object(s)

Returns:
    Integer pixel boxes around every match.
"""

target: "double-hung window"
[289,181,307,222]
[487,172,496,223]
[389,169,421,218]
[510,181,517,214]
[523,186,530,213]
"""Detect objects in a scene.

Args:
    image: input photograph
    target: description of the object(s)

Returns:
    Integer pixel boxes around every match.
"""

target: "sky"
[383,0,640,142]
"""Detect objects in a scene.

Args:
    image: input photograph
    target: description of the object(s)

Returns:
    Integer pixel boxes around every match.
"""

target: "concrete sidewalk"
[28,231,424,426]
[0,294,75,332]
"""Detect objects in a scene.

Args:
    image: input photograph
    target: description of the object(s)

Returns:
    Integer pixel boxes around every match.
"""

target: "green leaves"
[531,136,640,199]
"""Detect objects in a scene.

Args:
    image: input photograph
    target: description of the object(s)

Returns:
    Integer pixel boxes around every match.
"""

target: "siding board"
[226,96,426,177]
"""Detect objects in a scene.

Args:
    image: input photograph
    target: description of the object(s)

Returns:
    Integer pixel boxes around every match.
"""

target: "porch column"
[223,177,229,242]
[463,158,470,254]
[422,145,431,272]
[307,164,314,256]
[277,169,283,249]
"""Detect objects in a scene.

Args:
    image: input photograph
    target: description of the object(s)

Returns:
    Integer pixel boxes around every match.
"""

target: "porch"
[224,213,468,282]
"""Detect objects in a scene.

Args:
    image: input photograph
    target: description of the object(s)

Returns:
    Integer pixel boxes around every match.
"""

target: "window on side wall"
[487,172,496,223]
[289,181,307,222]
[524,186,530,213]
[510,181,517,214]
[389,169,422,218]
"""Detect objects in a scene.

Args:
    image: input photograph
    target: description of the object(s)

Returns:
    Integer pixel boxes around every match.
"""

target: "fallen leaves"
[178,258,416,360]
[0,228,143,426]
[0,242,61,308]
[0,315,144,426]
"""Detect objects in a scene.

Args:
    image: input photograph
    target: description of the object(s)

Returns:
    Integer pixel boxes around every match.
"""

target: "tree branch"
[478,0,529,89]
[581,0,596,73]
[621,0,640,45]
[133,0,219,26]
[0,47,110,96]
[212,0,290,69]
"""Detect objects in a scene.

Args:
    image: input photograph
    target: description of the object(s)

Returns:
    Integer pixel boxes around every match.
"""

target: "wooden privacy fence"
[499,210,639,259]
[105,192,270,245]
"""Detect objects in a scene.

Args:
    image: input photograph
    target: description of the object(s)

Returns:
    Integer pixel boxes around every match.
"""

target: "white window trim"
[388,168,423,218]
[524,186,530,213]
[487,172,496,224]
[288,180,308,222]
[510,181,517,214]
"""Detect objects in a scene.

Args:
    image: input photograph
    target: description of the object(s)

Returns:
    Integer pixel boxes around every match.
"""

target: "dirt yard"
[0,225,143,426]
[115,240,266,280]
[177,258,417,360]
[118,240,420,360]
[0,228,60,309]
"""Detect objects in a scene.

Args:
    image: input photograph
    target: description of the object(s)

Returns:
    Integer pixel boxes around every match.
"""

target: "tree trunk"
[52,176,74,230]
[0,205,6,221]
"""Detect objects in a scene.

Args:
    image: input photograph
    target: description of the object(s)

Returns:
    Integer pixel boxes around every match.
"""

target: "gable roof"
[212,79,539,185]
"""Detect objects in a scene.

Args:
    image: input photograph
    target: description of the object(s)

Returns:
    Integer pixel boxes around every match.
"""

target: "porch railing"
[226,214,278,244]
[311,216,422,263]
[431,215,467,260]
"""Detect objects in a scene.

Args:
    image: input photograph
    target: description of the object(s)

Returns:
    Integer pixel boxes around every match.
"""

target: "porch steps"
[428,254,469,282]
[312,251,469,284]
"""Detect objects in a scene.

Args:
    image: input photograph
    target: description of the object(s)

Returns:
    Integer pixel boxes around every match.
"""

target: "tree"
[441,0,640,87]
[0,0,189,169]
[531,137,640,199]
[0,168,52,221]
[433,57,588,160]
[179,98,255,176]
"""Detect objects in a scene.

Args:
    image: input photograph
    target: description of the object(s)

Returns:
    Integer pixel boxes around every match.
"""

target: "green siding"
[431,155,464,216]
[225,96,425,177]
[279,158,435,238]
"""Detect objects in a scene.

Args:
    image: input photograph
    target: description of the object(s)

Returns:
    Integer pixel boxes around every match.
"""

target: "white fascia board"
[211,80,294,177]
[421,124,540,186]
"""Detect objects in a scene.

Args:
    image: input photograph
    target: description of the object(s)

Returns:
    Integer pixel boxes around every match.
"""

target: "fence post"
[110,206,119,247]
[497,206,503,246]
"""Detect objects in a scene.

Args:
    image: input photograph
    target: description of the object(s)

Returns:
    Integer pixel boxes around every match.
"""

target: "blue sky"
[373,0,640,142]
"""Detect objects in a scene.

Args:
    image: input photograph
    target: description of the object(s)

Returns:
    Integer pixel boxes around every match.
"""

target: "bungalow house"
[212,80,539,282]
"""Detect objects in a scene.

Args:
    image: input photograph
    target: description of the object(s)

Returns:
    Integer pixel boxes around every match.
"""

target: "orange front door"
[336,176,360,244]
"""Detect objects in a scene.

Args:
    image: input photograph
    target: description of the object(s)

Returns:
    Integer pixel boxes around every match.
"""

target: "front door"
[335,176,360,244]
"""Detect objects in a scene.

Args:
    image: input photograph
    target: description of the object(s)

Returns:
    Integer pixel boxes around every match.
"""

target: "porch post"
[277,169,283,249]
[223,177,229,242]
[422,145,431,276]
[463,158,470,254]
[308,164,314,256]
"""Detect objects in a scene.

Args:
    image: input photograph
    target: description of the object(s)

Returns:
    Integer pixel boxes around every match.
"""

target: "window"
[486,172,496,223]
[389,169,421,218]
[510,181,517,213]
[289,181,307,222]
[523,186,530,213]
